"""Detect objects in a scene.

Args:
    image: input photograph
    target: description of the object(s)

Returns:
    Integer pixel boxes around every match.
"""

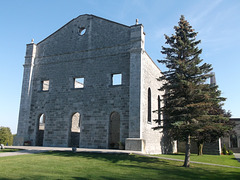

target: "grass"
[0,149,21,153]
[155,153,240,167]
[0,151,239,180]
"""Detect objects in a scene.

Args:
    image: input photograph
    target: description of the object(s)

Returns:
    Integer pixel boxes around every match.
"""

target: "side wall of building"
[140,52,164,154]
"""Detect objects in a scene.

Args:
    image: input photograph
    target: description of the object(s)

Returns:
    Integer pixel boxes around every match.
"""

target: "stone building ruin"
[15,14,173,154]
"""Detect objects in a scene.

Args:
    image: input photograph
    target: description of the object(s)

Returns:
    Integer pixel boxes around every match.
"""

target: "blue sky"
[0,0,239,134]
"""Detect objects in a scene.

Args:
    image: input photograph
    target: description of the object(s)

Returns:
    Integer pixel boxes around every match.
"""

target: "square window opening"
[112,74,122,86]
[74,78,84,88]
[42,80,49,91]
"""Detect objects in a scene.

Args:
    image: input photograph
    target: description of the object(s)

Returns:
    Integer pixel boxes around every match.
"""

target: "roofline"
[86,14,131,28]
[37,16,76,45]
[144,51,164,76]
[37,14,132,45]
[230,118,240,121]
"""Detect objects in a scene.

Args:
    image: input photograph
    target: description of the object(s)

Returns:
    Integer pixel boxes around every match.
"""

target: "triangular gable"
[36,14,131,57]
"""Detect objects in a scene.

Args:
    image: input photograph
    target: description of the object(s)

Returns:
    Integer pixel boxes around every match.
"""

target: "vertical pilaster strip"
[15,42,36,145]
[128,24,145,138]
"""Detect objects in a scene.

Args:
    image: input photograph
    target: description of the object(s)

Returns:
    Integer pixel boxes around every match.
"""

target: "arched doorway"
[109,112,120,149]
[36,114,45,146]
[69,112,80,147]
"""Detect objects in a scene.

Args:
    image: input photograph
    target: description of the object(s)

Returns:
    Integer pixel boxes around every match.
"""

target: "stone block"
[13,136,24,146]
[125,138,145,152]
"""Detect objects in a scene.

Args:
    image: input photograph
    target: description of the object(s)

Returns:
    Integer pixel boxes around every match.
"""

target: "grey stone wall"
[17,15,135,148]
[30,49,130,147]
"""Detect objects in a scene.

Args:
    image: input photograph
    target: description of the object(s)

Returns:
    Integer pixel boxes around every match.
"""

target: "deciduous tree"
[0,126,13,146]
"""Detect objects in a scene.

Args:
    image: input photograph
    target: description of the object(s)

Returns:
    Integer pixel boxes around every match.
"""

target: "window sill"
[109,84,123,87]
[71,88,84,90]
[147,121,152,125]
[38,90,49,92]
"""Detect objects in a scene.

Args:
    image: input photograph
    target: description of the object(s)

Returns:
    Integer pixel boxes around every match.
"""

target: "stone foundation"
[125,138,145,152]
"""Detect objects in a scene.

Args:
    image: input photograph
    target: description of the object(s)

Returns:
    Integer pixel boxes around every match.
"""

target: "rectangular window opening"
[74,77,84,88]
[112,73,122,86]
[42,80,49,91]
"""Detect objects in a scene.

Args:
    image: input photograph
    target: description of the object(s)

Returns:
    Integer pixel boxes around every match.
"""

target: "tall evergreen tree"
[157,15,227,167]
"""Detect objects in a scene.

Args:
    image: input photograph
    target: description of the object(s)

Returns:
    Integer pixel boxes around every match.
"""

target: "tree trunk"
[183,134,191,167]
[197,141,204,156]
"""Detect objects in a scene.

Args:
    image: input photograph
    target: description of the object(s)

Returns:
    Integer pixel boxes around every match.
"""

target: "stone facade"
[15,14,168,154]
[177,139,221,155]
[221,118,240,153]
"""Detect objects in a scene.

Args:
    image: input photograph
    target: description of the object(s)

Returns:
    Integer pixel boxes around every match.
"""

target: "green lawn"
[0,151,239,180]
[155,153,240,167]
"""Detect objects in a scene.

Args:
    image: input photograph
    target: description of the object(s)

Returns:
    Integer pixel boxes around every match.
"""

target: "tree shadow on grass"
[33,151,240,180]
[116,163,240,180]
[41,151,167,164]
[0,149,21,153]
[232,157,240,162]
[1,151,240,180]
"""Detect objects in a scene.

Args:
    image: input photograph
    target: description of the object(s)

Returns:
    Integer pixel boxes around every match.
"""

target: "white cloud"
[188,0,223,26]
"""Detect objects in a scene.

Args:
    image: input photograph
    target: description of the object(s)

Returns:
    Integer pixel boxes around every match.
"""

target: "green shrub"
[228,150,233,155]
[222,144,227,155]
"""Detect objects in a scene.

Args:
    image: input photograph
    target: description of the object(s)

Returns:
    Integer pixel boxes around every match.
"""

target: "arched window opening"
[109,112,120,149]
[39,114,45,130]
[36,113,45,146]
[71,112,81,133]
[158,96,161,125]
[148,88,151,123]
[69,112,81,147]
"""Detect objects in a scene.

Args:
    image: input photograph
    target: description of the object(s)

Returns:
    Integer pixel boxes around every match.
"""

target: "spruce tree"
[158,15,220,167]
[194,89,233,155]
